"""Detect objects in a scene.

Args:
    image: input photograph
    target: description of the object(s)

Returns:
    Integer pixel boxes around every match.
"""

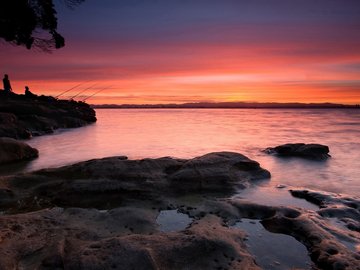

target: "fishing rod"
[82,85,113,102]
[69,83,98,100]
[55,80,92,98]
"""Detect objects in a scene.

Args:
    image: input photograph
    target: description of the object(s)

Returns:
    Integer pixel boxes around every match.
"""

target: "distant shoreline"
[92,102,360,109]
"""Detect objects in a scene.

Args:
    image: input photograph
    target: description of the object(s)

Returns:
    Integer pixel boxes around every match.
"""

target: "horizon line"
[91,101,360,109]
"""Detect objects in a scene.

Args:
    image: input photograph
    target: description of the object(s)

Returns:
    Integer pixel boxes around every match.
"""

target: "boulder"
[0,113,31,139]
[0,137,38,165]
[169,152,271,191]
[0,152,270,210]
[265,143,330,160]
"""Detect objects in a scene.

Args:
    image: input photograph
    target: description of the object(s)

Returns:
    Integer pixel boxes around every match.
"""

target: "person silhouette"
[3,74,13,92]
[25,86,36,98]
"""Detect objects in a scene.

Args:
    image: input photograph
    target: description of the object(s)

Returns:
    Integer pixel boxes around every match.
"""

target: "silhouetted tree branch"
[0,0,84,51]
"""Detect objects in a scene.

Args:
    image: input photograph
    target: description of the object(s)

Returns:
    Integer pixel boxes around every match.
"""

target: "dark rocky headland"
[0,92,96,139]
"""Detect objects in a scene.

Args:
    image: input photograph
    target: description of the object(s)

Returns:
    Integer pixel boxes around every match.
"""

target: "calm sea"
[3,108,360,198]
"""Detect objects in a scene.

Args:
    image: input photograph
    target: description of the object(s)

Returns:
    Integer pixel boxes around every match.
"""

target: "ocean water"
[2,108,360,197]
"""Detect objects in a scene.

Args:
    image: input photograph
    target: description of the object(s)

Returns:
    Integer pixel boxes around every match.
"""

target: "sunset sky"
[1,0,360,104]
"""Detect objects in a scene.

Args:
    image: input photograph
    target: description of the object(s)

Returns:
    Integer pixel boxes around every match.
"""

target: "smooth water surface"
[233,219,312,270]
[156,210,193,232]
[2,108,359,196]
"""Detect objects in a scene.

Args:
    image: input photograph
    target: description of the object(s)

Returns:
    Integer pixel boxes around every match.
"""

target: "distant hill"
[92,102,360,109]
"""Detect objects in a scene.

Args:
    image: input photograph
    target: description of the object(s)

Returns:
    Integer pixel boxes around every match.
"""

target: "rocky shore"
[0,152,358,269]
[0,92,96,165]
[0,92,96,139]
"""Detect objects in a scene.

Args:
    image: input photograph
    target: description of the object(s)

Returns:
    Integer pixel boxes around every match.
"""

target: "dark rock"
[0,187,359,269]
[0,152,270,210]
[1,151,358,269]
[0,212,259,270]
[0,92,96,139]
[19,114,58,135]
[0,188,15,208]
[0,137,38,165]
[0,113,31,139]
[67,216,259,270]
[169,152,271,191]
[265,143,330,160]
[290,188,360,231]
[61,116,88,128]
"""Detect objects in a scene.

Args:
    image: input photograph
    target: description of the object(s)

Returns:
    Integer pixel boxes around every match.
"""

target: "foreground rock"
[0,152,270,210]
[0,209,259,270]
[0,188,358,269]
[265,143,330,160]
[0,152,269,269]
[0,153,359,269]
[290,189,360,233]
[0,137,38,165]
[0,92,96,139]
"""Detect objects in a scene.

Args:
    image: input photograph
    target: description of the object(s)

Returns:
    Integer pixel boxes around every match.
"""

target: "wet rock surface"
[290,189,360,233]
[265,143,330,160]
[0,210,260,270]
[0,137,38,165]
[0,153,359,269]
[0,152,270,211]
[0,92,96,139]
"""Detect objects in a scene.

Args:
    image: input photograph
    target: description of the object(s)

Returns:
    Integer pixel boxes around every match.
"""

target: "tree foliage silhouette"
[0,0,84,51]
